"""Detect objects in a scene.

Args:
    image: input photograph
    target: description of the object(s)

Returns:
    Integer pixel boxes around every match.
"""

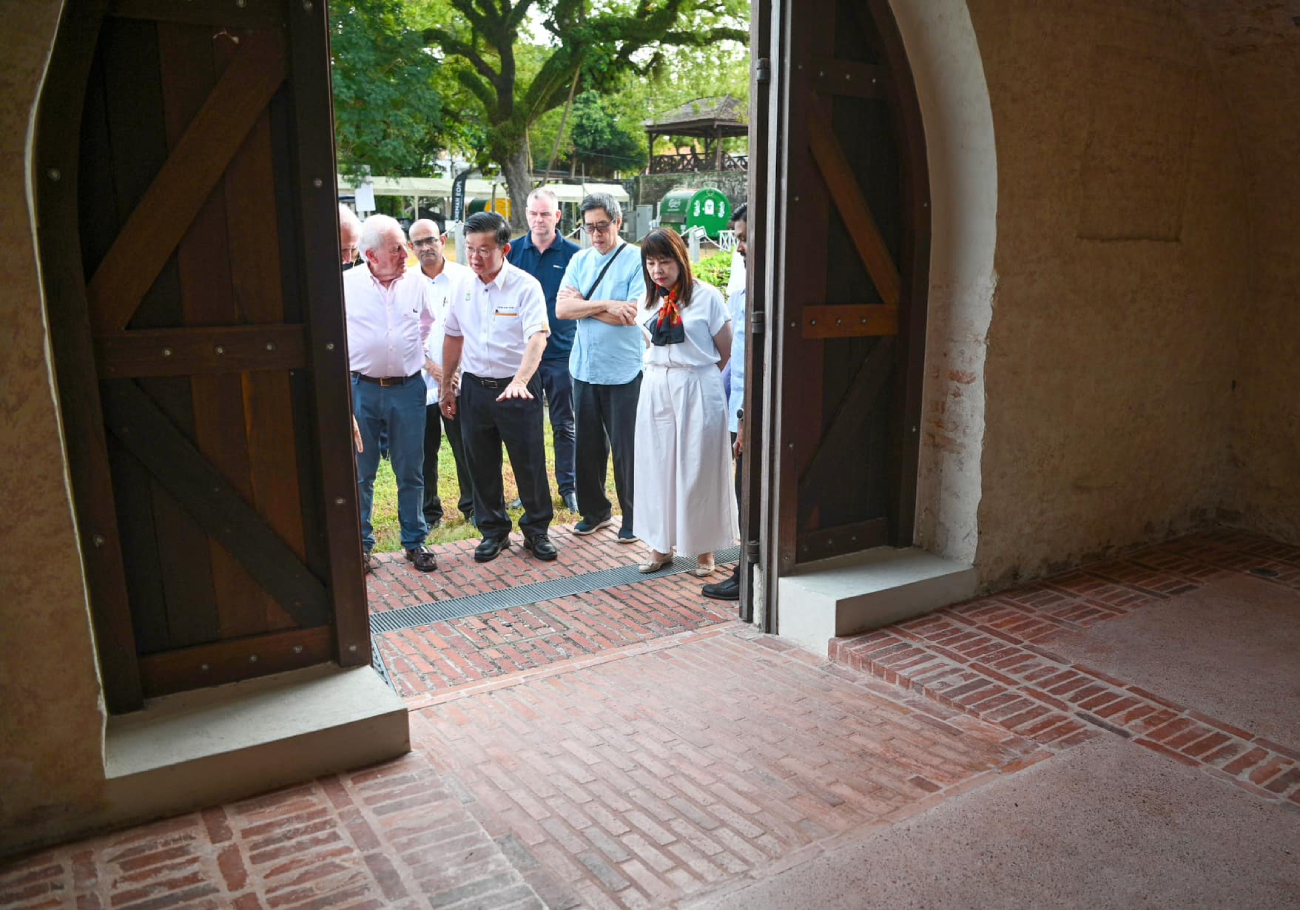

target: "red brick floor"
[368,523,737,700]
[3,529,1296,909]
[831,529,1300,806]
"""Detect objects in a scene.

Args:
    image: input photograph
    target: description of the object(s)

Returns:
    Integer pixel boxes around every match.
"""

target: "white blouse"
[641,280,730,368]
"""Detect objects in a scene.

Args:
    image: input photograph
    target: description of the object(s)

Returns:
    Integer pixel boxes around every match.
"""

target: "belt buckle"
[379,376,400,387]
[481,377,500,390]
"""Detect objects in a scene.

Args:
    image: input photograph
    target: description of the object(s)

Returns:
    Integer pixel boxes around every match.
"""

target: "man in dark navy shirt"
[506,188,582,512]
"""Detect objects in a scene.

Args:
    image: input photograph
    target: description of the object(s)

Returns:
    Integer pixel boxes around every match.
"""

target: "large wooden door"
[36,0,365,713]
[751,0,930,623]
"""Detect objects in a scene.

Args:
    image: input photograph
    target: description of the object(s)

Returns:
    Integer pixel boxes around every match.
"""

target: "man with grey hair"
[507,187,581,513]
[339,203,362,269]
[344,214,439,573]
[556,193,646,544]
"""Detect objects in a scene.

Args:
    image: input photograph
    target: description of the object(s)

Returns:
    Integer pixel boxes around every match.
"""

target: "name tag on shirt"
[494,301,519,317]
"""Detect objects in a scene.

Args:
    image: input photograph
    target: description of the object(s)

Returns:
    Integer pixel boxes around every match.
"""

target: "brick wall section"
[830,531,1300,807]
[414,625,1045,910]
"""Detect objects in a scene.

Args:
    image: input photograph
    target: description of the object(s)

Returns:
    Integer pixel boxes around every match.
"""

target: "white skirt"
[633,362,738,557]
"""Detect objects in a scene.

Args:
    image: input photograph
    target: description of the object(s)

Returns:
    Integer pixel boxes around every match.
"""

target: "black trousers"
[726,438,743,583]
[459,372,553,541]
[422,402,474,525]
[573,374,641,532]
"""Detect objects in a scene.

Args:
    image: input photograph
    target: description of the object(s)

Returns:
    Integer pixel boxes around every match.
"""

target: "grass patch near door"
[368,419,619,552]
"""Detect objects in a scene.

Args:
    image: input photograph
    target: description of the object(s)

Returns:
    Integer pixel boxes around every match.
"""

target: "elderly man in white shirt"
[410,218,477,530]
[440,212,557,563]
[345,214,439,573]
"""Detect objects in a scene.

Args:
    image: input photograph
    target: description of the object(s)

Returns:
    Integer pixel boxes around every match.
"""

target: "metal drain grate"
[370,546,740,635]
[370,634,394,690]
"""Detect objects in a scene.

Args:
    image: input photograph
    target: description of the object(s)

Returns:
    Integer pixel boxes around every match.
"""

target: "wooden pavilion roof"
[644,95,749,138]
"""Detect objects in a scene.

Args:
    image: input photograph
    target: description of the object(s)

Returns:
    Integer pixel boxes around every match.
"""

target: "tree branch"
[423,26,499,83]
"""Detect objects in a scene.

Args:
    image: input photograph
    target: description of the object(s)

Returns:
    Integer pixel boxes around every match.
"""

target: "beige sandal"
[639,551,674,573]
[692,558,716,577]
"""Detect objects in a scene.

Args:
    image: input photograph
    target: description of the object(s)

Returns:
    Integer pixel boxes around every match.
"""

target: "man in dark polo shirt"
[506,187,581,513]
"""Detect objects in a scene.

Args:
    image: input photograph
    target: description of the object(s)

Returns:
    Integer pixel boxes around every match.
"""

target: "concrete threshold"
[103,663,408,825]
[777,546,976,655]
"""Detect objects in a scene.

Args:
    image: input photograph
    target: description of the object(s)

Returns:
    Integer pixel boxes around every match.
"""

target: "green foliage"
[569,91,647,176]
[331,0,445,177]
[694,250,732,291]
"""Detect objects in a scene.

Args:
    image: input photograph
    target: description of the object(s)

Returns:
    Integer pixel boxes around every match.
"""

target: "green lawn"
[369,415,619,551]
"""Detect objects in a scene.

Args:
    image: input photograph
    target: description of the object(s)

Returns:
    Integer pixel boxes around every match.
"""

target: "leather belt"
[462,372,515,390]
[352,371,421,387]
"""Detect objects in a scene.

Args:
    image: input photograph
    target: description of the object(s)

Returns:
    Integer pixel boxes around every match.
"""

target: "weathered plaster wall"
[1213,32,1300,543]
[0,0,111,856]
[890,0,997,567]
[965,0,1249,585]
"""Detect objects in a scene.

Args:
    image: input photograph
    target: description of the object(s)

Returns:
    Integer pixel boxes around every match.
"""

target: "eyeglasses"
[581,221,614,234]
[411,238,441,249]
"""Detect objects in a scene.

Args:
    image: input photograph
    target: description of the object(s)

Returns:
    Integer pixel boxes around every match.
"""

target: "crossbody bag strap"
[583,242,627,301]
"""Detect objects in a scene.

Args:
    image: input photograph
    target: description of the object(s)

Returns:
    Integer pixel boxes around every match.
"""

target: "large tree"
[331,0,446,177]
[416,0,747,227]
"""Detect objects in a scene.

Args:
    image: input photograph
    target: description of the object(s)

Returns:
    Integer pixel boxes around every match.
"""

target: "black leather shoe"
[404,545,438,572]
[523,534,558,561]
[562,491,579,513]
[701,576,740,601]
[474,536,511,562]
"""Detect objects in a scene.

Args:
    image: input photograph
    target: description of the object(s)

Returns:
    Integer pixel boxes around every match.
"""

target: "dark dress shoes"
[701,575,740,601]
[562,491,579,513]
[404,545,438,572]
[474,536,512,563]
[523,534,558,561]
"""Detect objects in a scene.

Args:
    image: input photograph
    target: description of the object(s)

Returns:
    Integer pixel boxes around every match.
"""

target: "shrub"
[694,250,732,291]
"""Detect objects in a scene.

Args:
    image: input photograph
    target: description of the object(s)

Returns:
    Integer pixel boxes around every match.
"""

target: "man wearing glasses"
[440,212,557,563]
[344,214,439,573]
[410,218,476,531]
[506,188,581,514]
[555,193,647,545]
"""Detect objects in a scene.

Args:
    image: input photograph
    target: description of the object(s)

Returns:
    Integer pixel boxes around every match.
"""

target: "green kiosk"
[657,187,732,239]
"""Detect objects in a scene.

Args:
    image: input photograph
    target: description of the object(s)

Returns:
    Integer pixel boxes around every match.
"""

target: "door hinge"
[749,310,765,338]
[756,58,772,84]
[745,540,761,560]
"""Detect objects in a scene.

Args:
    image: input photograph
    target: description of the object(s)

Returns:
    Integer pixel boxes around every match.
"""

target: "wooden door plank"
[286,0,370,666]
[811,61,887,99]
[100,381,332,628]
[109,0,283,29]
[96,324,307,377]
[863,0,931,547]
[801,304,898,339]
[798,518,889,562]
[86,28,286,334]
[35,0,145,712]
[157,22,269,640]
[808,96,901,308]
[219,35,306,631]
[138,626,333,698]
[797,336,896,504]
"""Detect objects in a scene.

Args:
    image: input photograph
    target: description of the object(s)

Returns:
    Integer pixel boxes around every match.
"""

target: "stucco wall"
[964,0,1250,585]
[1216,39,1300,543]
[0,0,110,856]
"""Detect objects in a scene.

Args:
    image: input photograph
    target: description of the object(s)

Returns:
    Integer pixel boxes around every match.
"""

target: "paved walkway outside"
[2,530,1297,909]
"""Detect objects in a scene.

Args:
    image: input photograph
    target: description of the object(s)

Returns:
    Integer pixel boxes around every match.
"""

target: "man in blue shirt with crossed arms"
[556,193,647,545]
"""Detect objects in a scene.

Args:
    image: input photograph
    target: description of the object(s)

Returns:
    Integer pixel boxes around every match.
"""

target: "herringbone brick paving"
[4,529,1297,910]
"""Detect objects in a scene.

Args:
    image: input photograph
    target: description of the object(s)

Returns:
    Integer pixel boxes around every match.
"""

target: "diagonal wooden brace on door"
[808,95,901,307]
[101,380,331,628]
[797,336,897,504]
[87,29,286,334]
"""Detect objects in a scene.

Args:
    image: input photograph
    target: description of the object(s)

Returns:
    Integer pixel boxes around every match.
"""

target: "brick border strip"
[831,611,1300,806]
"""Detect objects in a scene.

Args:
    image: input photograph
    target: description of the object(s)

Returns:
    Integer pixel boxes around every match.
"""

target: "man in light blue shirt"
[556,193,647,543]
[703,204,749,601]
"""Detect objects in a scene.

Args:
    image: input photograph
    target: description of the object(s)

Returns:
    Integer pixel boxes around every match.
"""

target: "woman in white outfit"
[632,229,737,576]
